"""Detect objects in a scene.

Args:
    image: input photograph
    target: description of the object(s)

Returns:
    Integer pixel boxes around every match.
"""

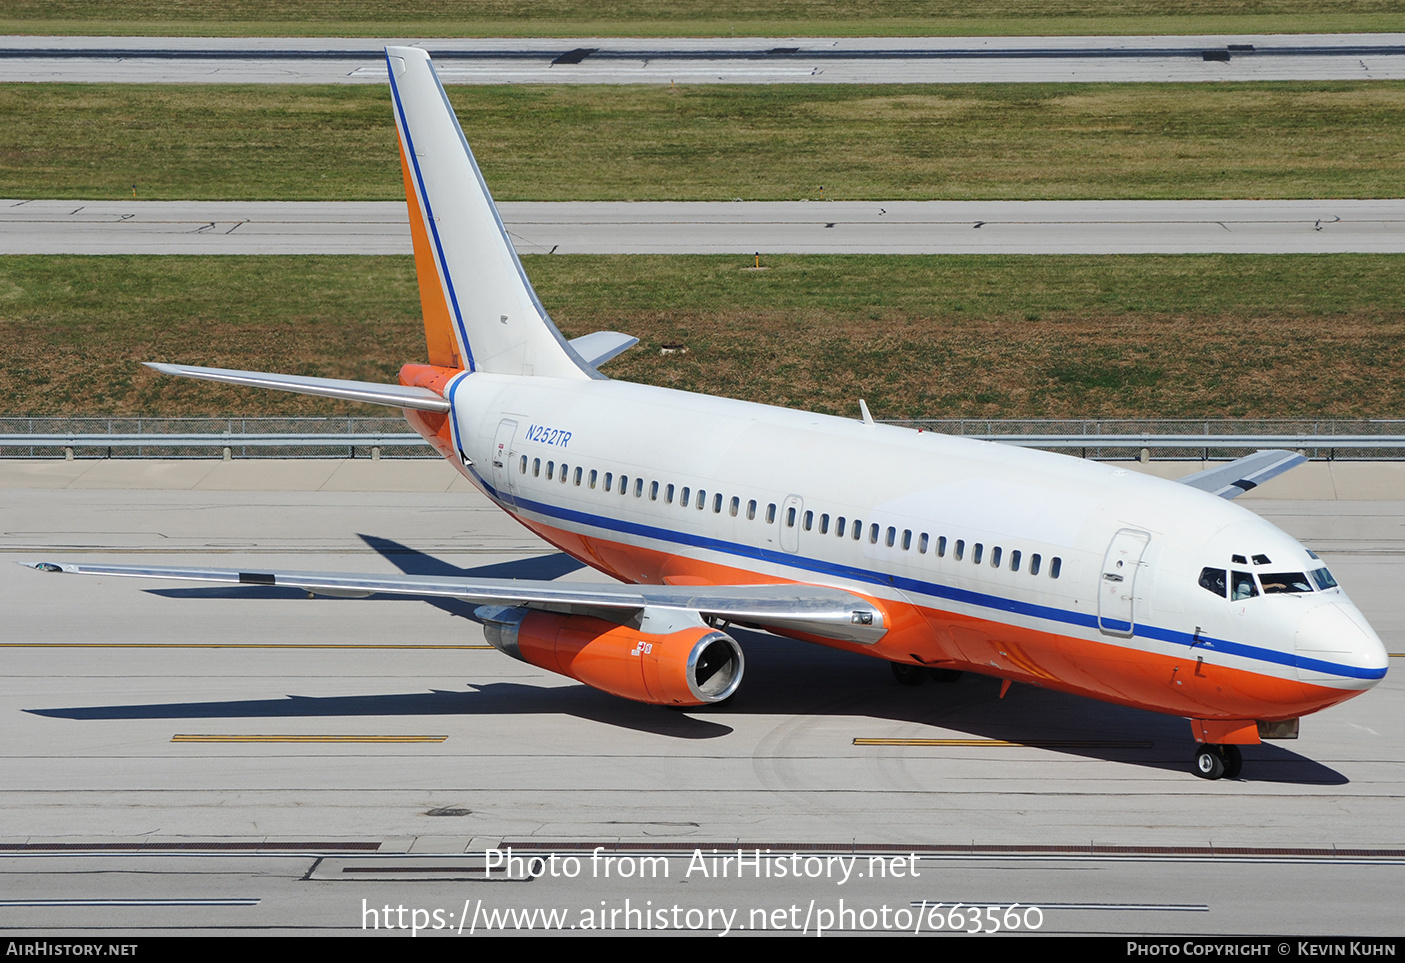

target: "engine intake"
[477,606,744,706]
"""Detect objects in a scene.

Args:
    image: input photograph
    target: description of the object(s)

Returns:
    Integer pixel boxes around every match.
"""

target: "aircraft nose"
[1295,601,1389,688]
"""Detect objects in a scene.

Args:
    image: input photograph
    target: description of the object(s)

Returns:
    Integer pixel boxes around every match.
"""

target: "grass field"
[3,253,1402,420]
[6,82,1405,202]
[4,0,1403,36]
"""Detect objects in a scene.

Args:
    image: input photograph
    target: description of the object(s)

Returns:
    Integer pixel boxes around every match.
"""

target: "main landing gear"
[1193,743,1243,780]
[890,662,964,685]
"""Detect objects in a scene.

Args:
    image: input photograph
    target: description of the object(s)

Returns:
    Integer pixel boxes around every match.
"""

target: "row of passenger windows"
[519,455,1062,580]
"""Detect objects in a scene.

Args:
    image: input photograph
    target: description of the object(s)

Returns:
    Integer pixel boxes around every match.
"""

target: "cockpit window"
[1231,571,1258,600]
[1252,554,1272,565]
[1309,567,1339,591]
[1232,554,1247,564]
[1260,572,1313,594]
[1198,567,1227,598]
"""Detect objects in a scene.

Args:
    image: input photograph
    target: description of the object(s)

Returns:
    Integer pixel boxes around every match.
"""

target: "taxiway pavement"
[3,34,1404,84]
[0,459,1400,933]
[8,198,1405,255]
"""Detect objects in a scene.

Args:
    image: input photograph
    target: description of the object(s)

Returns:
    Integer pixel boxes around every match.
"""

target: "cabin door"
[491,418,519,509]
[1098,528,1151,637]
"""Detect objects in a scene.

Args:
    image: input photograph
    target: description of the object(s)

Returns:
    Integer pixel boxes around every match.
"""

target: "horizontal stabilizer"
[145,362,450,413]
[568,331,638,368]
[1176,449,1307,499]
[22,561,886,645]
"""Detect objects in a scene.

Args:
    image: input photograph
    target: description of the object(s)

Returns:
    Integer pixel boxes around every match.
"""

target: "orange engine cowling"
[477,606,744,706]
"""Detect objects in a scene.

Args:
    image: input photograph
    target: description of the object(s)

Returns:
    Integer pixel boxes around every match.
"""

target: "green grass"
[3,253,1403,420]
[4,0,1404,35]
[7,82,1405,201]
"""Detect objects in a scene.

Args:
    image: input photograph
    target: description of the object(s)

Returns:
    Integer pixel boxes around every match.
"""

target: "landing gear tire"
[928,668,964,683]
[1194,744,1226,780]
[1221,744,1243,779]
[890,662,926,686]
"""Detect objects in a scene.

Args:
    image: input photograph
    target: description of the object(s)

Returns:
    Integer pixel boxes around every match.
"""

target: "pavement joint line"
[171,733,448,743]
[853,738,1156,748]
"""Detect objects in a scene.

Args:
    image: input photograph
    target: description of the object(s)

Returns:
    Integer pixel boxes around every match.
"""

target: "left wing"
[21,561,886,645]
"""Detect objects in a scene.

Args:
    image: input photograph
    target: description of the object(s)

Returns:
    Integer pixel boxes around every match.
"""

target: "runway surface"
[9,198,1405,255]
[3,34,1404,84]
[0,458,1400,934]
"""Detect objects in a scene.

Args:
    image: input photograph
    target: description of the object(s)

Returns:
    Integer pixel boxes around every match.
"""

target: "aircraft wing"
[1175,449,1307,499]
[20,561,885,645]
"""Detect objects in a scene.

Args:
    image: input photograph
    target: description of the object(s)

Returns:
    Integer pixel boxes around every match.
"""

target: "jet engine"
[476,605,744,706]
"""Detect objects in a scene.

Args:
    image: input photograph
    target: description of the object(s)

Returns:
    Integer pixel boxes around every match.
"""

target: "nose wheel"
[1193,743,1243,780]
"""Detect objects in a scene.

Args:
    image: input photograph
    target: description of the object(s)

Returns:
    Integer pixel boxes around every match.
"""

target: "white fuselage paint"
[438,372,1387,723]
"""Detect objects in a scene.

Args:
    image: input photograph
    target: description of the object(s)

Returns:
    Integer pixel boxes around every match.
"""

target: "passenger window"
[1231,571,1257,600]
[560,463,569,484]
[1050,557,1062,579]
[954,539,965,561]
[804,510,813,531]
[973,543,983,565]
[1198,567,1227,598]
[918,533,929,554]
[730,497,740,517]
[574,467,583,486]
[635,478,644,497]
[767,504,777,524]
[713,493,722,513]
[991,546,1001,568]
[1010,549,1021,572]
[937,536,947,558]
[820,514,830,535]
[697,489,707,511]
[589,470,598,489]
[650,481,659,500]
[1030,553,1041,576]
[885,526,895,548]
[546,461,554,481]
[869,524,879,545]
[519,455,527,474]
[852,520,862,540]
[534,458,542,477]
[902,530,912,551]
[666,484,675,503]
[747,499,757,520]
[836,516,846,537]
[603,472,612,490]
[786,507,797,528]
[681,487,691,507]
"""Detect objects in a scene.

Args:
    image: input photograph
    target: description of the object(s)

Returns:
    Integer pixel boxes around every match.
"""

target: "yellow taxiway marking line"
[171,734,448,743]
[0,643,493,649]
[854,738,1154,748]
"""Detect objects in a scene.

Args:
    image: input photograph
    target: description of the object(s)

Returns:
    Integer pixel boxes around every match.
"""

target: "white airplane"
[26,46,1387,780]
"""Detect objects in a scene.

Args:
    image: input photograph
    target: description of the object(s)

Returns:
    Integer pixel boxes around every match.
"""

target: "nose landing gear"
[1193,743,1243,780]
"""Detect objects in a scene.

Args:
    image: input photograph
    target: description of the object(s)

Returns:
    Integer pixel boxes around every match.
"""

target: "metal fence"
[4,416,1405,460]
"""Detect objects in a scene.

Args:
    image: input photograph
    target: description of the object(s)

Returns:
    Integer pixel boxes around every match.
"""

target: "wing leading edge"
[21,561,886,645]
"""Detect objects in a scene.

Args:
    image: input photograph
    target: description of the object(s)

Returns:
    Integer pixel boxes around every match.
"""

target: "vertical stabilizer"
[386,46,598,380]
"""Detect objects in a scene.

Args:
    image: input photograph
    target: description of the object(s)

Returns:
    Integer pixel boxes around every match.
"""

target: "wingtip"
[18,561,68,573]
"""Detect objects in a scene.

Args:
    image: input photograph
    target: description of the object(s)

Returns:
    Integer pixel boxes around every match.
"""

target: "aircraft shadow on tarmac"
[64,545,1347,783]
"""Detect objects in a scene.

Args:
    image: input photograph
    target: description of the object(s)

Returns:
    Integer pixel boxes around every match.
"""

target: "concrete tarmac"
[9,198,1405,255]
[3,34,1404,84]
[0,458,1401,934]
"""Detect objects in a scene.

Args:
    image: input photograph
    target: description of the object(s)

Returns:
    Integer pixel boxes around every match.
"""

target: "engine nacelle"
[477,606,744,706]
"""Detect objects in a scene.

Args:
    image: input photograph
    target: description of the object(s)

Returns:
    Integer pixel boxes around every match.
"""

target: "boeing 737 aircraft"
[27,47,1387,780]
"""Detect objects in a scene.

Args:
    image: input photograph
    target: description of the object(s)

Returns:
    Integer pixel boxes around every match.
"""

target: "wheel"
[890,662,926,686]
[928,668,964,683]
[1221,744,1243,779]
[1193,744,1225,780]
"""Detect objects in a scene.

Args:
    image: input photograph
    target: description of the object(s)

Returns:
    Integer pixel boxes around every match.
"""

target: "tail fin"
[386,46,598,380]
